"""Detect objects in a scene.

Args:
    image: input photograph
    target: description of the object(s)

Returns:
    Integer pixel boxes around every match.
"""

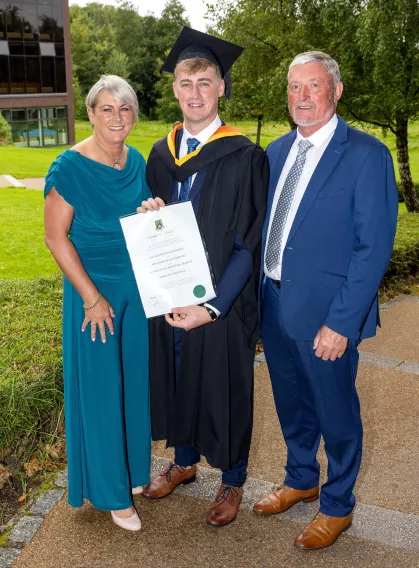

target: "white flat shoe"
[111,510,142,531]
[132,486,144,495]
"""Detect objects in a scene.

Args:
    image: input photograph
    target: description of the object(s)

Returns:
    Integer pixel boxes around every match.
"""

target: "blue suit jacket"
[261,116,398,341]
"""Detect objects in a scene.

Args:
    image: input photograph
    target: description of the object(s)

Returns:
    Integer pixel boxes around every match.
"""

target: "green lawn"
[0,187,58,278]
[0,185,416,281]
[2,119,418,182]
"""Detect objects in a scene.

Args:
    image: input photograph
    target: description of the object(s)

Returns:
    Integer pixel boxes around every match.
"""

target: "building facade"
[0,0,74,147]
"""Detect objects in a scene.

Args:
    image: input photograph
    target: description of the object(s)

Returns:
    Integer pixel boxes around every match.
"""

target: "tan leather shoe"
[206,483,244,528]
[294,511,353,550]
[253,484,319,514]
[142,463,197,499]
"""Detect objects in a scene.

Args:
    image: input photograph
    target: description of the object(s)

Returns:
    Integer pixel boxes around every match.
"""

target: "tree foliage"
[209,0,419,210]
[70,1,189,119]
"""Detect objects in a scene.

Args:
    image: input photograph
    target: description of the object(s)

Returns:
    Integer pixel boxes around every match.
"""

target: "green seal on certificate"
[193,285,206,298]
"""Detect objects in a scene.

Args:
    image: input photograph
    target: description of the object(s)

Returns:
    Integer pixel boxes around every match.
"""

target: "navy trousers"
[173,328,248,488]
[261,278,363,517]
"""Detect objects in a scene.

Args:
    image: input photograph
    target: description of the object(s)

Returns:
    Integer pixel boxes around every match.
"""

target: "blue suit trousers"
[261,278,363,517]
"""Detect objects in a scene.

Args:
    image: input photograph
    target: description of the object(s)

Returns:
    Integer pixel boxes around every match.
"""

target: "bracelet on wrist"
[83,292,102,311]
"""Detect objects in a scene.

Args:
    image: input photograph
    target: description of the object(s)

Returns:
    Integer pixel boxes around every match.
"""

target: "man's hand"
[165,306,212,331]
[136,197,165,213]
[313,325,348,361]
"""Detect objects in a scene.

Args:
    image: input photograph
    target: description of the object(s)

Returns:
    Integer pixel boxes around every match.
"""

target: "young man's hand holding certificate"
[120,199,216,322]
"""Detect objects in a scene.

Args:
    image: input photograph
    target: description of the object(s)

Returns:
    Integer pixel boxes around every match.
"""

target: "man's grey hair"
[85,75,139,122]
[288,51,341,87]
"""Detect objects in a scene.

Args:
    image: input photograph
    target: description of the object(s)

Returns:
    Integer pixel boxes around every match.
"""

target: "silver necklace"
[93,136,125,170]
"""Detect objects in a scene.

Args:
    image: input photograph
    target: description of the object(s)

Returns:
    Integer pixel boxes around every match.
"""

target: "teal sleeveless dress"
[45,146,151,510]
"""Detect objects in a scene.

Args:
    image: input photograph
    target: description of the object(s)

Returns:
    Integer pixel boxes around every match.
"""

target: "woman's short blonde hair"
[85,75,139,122]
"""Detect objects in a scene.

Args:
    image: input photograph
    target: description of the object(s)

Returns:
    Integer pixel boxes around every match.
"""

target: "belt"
[270,278,281,289]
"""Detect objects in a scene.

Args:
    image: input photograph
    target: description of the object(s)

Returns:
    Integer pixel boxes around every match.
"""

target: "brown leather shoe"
[294,511,353,550]
[206,483,244,528]
[253,484,319,514]
[142,463,197,499]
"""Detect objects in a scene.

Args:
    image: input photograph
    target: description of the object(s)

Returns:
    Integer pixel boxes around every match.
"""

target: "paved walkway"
[3,295,419,568]
[0,176,44,189]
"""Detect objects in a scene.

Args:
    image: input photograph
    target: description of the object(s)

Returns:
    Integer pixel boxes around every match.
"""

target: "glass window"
[11,122,28,147]
[0,39,8,54]
[57,118,68,145]
[10,55,25,93]
[41,107,55,119]
[38,0,54,41]
[1,109,12,121]
[27,108,40,120]
[8,41,23,54]
[27,119,42,147]
[0,55,9,92]
[41,56,54,92]
[24,42,38,55]
[7,3,23,39]
[11,109,26,121]
[54,42,64,56]
[0,3,5,39]
[55,56,65,92]
[39,41,54,56]
[52,5,63,42]
[22,3,38,40]
[26,57,40,92]
[56,106,67,119]
[42,118,57,145]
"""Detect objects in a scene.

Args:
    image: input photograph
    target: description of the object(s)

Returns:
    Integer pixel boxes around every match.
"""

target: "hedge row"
[0,275,63,463]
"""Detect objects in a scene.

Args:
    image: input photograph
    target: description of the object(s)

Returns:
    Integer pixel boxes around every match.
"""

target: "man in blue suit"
[253,51,398,549]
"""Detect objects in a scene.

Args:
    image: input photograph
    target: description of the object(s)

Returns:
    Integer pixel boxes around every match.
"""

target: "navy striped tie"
[179,137,200,201]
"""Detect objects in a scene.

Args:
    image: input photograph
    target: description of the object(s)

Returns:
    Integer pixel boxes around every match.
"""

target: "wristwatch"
[202,304,219,322]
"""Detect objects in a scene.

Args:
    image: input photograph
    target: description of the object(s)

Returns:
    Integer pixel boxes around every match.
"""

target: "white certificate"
[120,202,217,318]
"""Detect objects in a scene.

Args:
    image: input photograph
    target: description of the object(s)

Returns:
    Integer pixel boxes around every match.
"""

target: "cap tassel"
[224,70,232,100]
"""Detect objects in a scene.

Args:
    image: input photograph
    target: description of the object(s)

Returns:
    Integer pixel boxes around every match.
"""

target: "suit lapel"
[287,119,348,244]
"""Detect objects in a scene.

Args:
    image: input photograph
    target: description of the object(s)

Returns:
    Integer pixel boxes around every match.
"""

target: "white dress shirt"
[178,115,222,197]
[178,115,223,315]
[264,114,338,281]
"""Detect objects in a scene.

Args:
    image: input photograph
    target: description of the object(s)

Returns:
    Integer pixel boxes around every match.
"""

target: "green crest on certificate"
[193,285,206,298]
[155,219,164,231]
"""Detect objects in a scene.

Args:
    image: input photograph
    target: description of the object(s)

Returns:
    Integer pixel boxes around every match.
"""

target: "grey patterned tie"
[265,138,313,272]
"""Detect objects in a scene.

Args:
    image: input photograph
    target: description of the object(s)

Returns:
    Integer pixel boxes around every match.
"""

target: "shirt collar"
[296,114,338,148]
[182,115,223,146]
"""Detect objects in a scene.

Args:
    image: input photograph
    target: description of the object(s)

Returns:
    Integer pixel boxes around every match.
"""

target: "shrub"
[0,113,12,145]
[0,275,63,463]
[382,211,419,284]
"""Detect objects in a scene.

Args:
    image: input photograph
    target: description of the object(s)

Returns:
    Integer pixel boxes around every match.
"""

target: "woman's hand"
[81,296,115,343]
[136,197,165,213]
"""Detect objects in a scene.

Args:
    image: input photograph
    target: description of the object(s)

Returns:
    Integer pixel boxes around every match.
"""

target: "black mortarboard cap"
[161,27,244,99]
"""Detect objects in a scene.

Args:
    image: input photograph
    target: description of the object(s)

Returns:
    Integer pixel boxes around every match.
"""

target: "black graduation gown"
[146,125,269,470]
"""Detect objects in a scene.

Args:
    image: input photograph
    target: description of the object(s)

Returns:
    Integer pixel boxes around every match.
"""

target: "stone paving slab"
[7,516,44,549]
[12,494,419,568]
[361,298,419,363]
[19,178,44,190]
[29,489,65,517]
[153,360,419,516]
[0,548,20,568]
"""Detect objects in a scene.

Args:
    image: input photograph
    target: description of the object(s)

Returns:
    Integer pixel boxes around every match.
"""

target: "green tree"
[156,74,183,124]
[0,112,12,145]
[104,50,131,81]
[210,0,419,211]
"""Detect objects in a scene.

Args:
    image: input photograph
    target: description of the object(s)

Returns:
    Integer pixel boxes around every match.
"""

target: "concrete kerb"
[1,470,68,565]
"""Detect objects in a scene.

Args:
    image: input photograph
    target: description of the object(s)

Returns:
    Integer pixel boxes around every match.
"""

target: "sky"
[69,0,213,32]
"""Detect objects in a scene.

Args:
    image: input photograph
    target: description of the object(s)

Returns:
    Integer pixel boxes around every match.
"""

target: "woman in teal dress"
[44,75,150,531]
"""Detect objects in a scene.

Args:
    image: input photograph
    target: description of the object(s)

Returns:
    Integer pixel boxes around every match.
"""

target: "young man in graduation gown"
[138,27,269,527]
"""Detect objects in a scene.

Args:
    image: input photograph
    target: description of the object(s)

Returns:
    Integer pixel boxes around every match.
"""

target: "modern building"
[0,0,74,147]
